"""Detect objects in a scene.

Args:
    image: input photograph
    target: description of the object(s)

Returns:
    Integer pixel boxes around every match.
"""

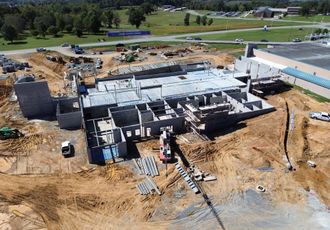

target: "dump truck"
[0,127,24,140]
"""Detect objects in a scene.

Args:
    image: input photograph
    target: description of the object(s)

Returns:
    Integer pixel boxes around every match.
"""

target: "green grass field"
[0,32,120,51]
[0,10,309,51]
[284,15,330,23]
[197,27,317,42]
[117,10,308,35]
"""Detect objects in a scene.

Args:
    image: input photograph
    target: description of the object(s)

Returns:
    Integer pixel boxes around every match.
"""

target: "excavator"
[0,127,24,140]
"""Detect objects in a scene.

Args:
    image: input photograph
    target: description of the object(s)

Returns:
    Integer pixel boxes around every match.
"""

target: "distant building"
[254,7,274,18]
[246,43,330,98]
[287,7,301,15]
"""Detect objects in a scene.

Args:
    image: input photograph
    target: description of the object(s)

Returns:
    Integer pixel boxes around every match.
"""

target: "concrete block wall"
[14,81,55,118]
[57,111,82,129]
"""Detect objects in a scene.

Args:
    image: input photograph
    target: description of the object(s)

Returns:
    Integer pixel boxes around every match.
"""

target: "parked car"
[309,112,330,122]
[235,38,244,43]
[194,37,202,41]
[185,36,193,40]
[260,39,269,42]
[292,38,301,42]
[61,43,70,47]
[36,48,47,52]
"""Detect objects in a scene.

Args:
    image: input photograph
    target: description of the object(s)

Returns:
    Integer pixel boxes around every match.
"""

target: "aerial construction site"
[0,41,329,229]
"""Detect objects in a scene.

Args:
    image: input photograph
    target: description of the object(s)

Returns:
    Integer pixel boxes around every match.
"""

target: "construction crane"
[159,128,174,177]
[0,127,23,140]
[159,128,173,163]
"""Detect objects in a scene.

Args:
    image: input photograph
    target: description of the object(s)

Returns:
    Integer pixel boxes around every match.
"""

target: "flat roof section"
[82,69,247,108]
[260,43,330,71]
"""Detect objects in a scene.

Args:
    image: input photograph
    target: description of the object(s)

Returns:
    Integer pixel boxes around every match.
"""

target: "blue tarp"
[107,30,151,37]
[282,67,330,89]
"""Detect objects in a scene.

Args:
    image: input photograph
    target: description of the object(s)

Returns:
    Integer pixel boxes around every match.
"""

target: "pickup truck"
[309,112,330,122]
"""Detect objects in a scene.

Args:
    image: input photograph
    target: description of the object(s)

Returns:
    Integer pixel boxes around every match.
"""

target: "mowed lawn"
[0,32,122,51]
[117,10,309,35]
[284,15,330,23]
[198,27,317,42]
[0,10,309,51]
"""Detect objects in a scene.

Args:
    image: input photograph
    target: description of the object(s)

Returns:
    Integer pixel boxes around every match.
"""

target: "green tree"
[300,4,310,17]
[21,6,36,30]
[56,14,65,31]
[47,25,59,37]
[207,18,213,26]
[201,15,207,26]
[102,9,114,28]
[238,4,246,12]
[314,28,322,34]
[34,17,47,38]
[128,8,145,29]
[323,28,329,34]
[4,14,25,33]
[196,15,201,25]
[1,24,18,43]
[84,10,101,33]
[184,13,190,26]
[141,2,154,15]
[75,27,83,37]
[113,13,121,29]
[31,30,38,37]
[65,24,73,33]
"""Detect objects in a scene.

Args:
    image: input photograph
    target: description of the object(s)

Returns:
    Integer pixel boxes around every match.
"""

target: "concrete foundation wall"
[14,81,55,118]
[83,105,111,119]
[144,117,185,136]
[57,111,82,129]
[111,109,139,127]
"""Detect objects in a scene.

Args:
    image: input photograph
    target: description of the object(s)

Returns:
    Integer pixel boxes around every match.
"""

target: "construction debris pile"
[46,55,65,65]
[161,48,193,58]
[136,176,161,196]
[188,165,217,182]
[133,156,159,177]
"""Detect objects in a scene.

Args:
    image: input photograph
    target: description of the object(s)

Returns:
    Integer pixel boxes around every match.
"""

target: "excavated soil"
[0,88,329,229]
[0,49,329,228]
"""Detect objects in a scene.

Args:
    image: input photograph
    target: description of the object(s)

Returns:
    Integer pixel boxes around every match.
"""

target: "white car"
[309,112,330,122]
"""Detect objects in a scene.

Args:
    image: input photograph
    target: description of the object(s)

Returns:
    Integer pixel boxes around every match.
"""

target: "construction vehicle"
[61,141,74,157]
[0,127,23,140]
[159,129,173,163]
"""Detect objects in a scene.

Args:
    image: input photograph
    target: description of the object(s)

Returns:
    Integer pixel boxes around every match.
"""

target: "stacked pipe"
[136,177,161,196]
[133,156,159,177]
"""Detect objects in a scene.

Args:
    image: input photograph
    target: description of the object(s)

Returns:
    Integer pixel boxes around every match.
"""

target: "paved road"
[1,24,324,57]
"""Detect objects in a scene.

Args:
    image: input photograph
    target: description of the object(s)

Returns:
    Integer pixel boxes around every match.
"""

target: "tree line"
[0,1,156,43]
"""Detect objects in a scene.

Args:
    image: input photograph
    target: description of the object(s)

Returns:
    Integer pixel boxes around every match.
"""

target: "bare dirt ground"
[0,88,329,229]
[0,49,329,229]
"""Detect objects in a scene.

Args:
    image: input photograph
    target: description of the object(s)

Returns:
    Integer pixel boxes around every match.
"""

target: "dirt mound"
[29,53,65,76]
[103,163,134,183]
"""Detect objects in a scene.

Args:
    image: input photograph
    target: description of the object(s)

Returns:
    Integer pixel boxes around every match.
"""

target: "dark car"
[194,37,202,41]
[260,39,269,42]
[36,48,47,52]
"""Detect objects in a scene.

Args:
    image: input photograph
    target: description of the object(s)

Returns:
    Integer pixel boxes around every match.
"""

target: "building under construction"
[14,62,275,164]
